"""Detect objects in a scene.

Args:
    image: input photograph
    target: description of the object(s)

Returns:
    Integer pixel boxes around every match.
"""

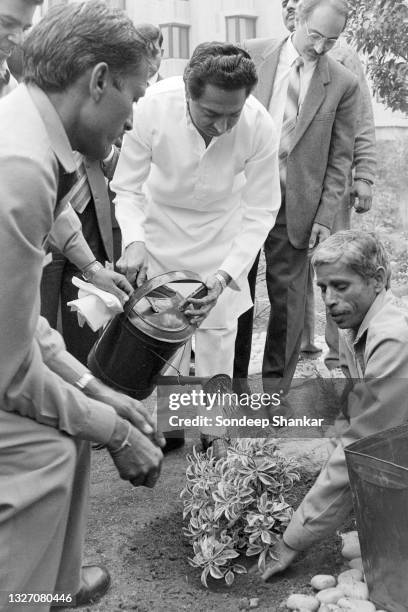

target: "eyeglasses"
[305,21,339,47]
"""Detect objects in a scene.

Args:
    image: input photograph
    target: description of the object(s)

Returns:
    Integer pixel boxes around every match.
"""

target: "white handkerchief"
[67,277,124,332]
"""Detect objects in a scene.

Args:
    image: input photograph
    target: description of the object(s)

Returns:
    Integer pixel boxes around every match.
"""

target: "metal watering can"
[87,271,207,399]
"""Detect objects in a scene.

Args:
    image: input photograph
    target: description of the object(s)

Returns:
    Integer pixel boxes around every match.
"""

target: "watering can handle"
[124,270,207,316]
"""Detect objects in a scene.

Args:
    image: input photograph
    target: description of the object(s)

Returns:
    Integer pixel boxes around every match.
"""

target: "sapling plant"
[181,438,299,587]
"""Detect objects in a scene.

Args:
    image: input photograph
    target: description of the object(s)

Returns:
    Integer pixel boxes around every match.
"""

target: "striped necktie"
[279,56,304,192]
[69,152,91,213]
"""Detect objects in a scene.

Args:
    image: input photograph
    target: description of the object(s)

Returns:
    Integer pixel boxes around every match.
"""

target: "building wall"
[33,0,408,137]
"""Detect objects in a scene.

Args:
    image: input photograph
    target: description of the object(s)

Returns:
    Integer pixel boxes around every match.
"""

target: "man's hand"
[108,418,163,488]
[117,241,147,286]
[84,262,133,304]
[180,274,223,326]
[309,223,331,249]
[351,179,373,214]
[261,537,299,581]
[83,377,165,446]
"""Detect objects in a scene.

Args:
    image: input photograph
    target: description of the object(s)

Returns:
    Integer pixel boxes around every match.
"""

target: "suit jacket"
[330,39,376,183]
[245,37,360,248]
[0,83,116,444]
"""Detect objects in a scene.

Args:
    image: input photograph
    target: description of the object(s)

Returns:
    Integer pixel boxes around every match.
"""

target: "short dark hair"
[183,42,258,100]
[23,0,149,92]
[297,0,349,26]
[312,230,391,288]
[135,23,163,50]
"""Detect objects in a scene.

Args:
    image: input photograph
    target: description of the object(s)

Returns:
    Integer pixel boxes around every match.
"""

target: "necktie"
[69,152,91,214]
[279,56,304,192]
[0,68,10,93]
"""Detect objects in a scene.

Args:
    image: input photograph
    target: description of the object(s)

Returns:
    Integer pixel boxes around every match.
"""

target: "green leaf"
[233,564,247,574]
[201,567,210,588]
[225,570,235,586]
[209,565,225,579]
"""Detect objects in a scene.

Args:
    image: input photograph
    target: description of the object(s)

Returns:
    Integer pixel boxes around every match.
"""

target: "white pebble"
[316,588,344,604]
[337,597,376,611]
[286,593,319,611]
[348,557,364,573]
[340,531,361,560]
[338,580,369,600]
[337,568,363,583]
[310,575,337,591]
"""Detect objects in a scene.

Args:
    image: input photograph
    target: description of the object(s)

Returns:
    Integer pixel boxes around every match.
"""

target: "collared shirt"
[0,61,17,99]
[283,289,408,551]
[0,84,116,444]
[147,72,159,86]
[268,36,317,136]
[112,76,281,326]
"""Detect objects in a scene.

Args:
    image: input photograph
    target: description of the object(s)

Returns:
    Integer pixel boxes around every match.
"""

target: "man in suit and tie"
[41,150,121,364]
[0,3,163,606]
[234,0,359,400]
[277,0,376,363]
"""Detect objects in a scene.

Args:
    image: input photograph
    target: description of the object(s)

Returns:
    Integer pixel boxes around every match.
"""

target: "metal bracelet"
[355,177,373,186]
[75,372,95,390]
[81,260,104,281]
[214,272,227,291]
[110,421,132,456]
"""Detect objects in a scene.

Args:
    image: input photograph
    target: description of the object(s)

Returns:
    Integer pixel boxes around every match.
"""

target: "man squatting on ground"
[261,230,408,579]
[0,3,165,609]
[111,42,281,453]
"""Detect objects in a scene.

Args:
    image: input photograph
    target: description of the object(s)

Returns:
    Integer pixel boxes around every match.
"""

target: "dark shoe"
[74,565,110,607]
[52,565,111,609]
[300,342,322,355]
[232,377,252,399]
[163,431,185,454]
[200,434,229,459]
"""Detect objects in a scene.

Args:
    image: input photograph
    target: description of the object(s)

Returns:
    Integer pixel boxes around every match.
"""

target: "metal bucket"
[345,423,408,612]
[87,270,206,399]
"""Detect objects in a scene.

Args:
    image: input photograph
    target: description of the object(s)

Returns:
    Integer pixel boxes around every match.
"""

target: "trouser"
[302,196,352,369]
[233,251,260,381]
[0,411,90,612]
[233,219,309,394]
[160,325,238,436]
[262,221,309,394]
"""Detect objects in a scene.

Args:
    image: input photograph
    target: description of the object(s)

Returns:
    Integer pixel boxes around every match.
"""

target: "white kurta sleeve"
[111,99,153,248]
[218,107,281,280]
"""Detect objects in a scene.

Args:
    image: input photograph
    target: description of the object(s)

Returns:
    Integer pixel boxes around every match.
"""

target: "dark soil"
[74,446,350,612]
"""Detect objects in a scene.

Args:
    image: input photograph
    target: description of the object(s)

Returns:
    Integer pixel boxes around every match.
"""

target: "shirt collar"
[148,72,159,86]
[352,289,390,345]
[286,34,317,71]
[284,35,300,66]
[0,61,10,86]
[26,83,76,174]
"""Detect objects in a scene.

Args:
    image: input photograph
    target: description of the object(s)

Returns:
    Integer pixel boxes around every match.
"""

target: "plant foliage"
[346,0,408,114]
[181,438,299,587]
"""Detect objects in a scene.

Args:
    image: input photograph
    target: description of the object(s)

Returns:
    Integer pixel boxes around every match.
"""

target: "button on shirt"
[112,76,281,326]
[269,36,317,137]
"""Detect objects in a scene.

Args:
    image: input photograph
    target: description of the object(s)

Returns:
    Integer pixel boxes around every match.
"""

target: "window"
[160,24,190,59]
[225,16,257,44]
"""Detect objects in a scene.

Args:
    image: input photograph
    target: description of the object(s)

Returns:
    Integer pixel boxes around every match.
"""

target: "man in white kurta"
[112,43,281,394]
